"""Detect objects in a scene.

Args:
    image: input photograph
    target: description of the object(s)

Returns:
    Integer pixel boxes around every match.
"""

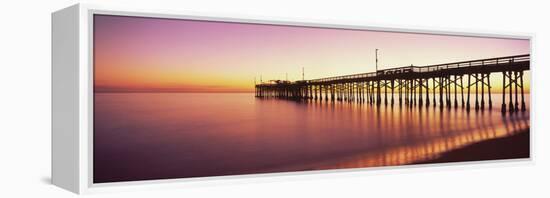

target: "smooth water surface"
[94,93,530,183]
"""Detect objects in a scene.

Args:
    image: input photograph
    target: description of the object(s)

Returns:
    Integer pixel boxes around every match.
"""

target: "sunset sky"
[93,14,530,93]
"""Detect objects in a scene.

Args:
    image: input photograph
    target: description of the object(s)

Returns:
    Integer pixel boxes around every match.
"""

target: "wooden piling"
[508,71,514,113]
[467,74,471,111]
[439,76,445,108]
[514,71,519,112]
[391,80,395,106]
[501,71,506,113]
[419,79,423,107]
[432,77,437,107]
[447,76,451,109]
[453,75,457,108]
[399,79,403,106]
[481,73,485,110]
[425,78,430,107]
[475,73,479,111]
[460,75,465,108]
[488,73,492,109]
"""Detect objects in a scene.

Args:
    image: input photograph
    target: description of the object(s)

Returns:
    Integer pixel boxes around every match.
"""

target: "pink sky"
[93,14,530,92]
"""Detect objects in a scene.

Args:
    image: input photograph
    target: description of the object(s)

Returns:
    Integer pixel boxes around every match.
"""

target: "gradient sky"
[94,14,530,93]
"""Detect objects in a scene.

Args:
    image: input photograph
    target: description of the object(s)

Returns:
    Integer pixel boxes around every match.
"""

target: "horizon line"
[94,90,255,94]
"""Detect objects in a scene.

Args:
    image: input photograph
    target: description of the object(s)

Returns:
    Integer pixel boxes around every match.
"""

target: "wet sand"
[416,129,530,164]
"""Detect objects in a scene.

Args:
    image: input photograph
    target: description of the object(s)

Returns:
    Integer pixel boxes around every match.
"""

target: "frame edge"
[51,3,81,194]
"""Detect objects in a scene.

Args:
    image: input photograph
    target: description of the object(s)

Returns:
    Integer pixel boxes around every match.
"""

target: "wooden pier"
[255,54,530,114]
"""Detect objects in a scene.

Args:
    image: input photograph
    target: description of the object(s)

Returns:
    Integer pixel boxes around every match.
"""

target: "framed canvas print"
[52,3,532,194]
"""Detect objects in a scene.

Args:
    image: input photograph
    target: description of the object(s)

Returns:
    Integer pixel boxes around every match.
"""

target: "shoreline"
[415,129,530,165]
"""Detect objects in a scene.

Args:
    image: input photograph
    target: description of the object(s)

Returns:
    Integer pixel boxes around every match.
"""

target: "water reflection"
[316,111,529,169]
[94,93,530,182]
[257,93,529,170]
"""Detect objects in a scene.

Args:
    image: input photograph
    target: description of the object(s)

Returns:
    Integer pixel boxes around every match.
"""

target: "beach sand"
[416,129,530,164]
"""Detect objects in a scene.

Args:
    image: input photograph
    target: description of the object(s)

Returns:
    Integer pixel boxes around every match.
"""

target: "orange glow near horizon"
[94,15,530,93]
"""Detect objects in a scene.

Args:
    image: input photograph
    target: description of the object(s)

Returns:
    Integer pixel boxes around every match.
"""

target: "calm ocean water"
[93,92,530,183]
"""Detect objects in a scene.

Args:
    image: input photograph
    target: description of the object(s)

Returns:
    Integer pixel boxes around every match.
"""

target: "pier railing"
[303,54,530,84]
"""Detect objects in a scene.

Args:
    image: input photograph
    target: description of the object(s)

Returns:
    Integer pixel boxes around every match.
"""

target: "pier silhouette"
[255,54,530,114]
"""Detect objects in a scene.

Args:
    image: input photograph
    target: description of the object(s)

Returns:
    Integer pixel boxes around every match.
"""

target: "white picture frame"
[52,3,533,194]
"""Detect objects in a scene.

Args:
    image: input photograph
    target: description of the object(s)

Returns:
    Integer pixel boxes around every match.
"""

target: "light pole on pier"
[375,48,379,72]
[302,67,304,81]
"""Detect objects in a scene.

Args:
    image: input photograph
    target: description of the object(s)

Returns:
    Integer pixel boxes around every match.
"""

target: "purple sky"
[94,14,530,92]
